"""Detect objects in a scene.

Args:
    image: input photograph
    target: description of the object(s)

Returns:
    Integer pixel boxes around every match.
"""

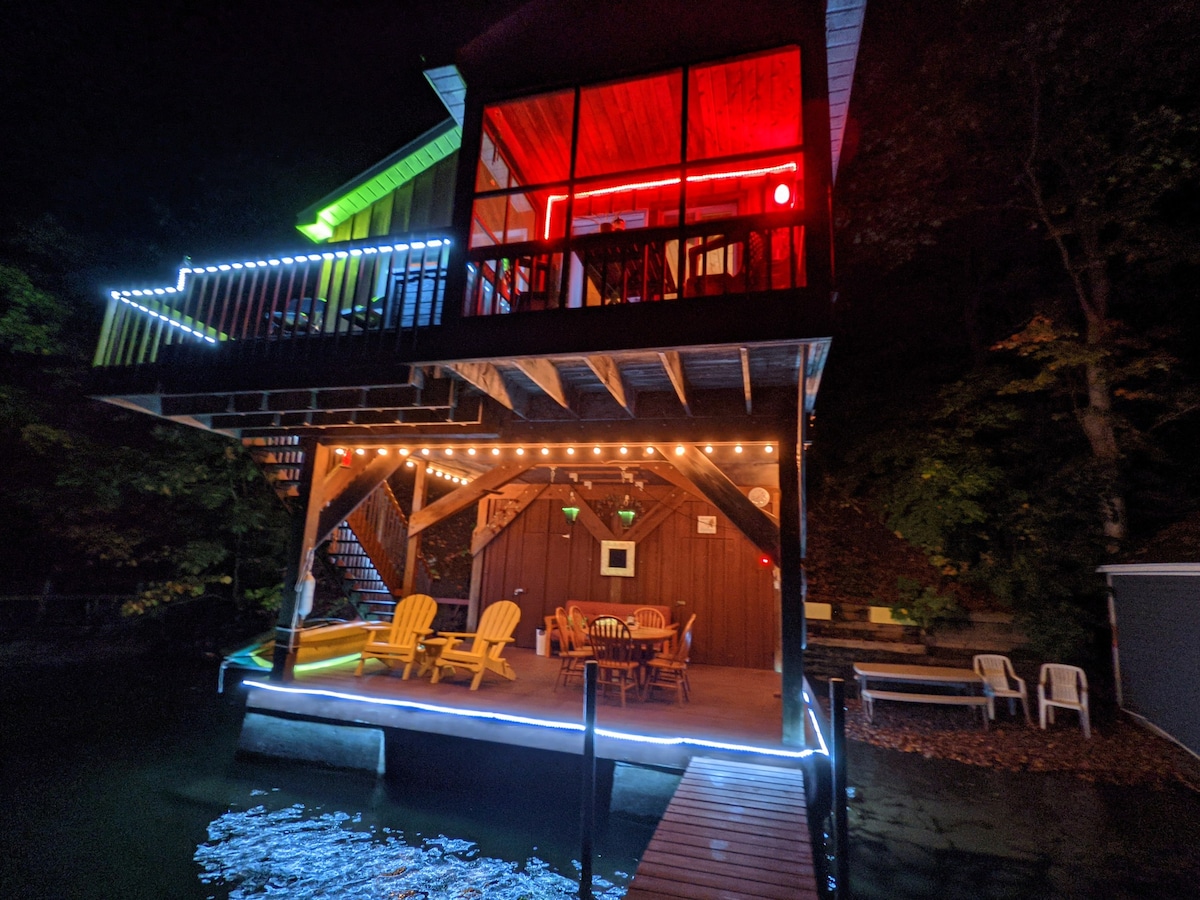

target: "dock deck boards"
[624,756,820,900]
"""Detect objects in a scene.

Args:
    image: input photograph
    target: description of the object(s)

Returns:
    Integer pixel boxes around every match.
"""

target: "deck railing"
[94,215,810,369]
[465,215,806,315]
[94,236,452,368]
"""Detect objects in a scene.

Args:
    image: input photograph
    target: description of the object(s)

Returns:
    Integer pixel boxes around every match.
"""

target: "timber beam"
[658,350,691,415]
[447,362,529,417]
[740,347,753,414]
[315,453,408,545]
[407,461,537,537]
[470,484,547,555]
[585,355,635,416]
[512,358,575,415]
[650,446,780,562]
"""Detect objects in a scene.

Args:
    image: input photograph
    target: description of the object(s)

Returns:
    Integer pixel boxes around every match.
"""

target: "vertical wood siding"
[331,154,460,243]
[478,487,778,668]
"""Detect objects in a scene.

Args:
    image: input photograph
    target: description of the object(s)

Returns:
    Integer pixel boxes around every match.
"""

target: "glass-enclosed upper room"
[466,45,809,315]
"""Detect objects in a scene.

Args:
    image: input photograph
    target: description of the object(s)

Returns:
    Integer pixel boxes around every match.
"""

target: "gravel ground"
[839,695,1200,791]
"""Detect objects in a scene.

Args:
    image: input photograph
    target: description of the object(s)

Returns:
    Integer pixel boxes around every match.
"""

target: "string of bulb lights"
[332,442,779,484]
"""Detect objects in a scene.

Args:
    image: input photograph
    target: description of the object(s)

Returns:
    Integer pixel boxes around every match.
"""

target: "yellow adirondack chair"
[355,593,438,678]
[430,599,521,690]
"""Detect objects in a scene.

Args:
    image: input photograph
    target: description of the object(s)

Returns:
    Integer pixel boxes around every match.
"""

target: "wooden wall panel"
[478,486,777,668]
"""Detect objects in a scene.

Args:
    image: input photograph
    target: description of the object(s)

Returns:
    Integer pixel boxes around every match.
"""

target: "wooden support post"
[830,677,850,899]
[401,460,428,596]
[271,440,329,682]
[467,499,489,630]
[778,352,807,745]
[580,660,598,900]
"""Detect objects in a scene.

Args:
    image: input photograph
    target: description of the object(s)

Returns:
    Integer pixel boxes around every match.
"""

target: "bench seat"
[861,688,990,728]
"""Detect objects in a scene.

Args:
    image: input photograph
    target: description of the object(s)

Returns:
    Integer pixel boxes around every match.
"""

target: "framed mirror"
[600,540,636,577]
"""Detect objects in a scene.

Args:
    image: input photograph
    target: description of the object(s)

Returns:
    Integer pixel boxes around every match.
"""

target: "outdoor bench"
[853,662,992,730]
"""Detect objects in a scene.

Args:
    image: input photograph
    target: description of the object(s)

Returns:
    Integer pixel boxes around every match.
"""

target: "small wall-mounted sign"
[600,540,636,577]
[696,515,717,534]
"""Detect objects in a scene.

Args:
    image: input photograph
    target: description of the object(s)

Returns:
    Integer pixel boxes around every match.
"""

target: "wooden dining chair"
[633,607,666,628]
[645,613,694,703]
[567,605,591,652]
[588,616,640,706]
[553,607,593,691]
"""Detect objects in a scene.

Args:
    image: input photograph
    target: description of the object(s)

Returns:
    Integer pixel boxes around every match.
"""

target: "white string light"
[108,238,451,346]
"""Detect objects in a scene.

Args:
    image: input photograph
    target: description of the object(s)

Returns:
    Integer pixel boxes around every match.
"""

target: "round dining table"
[624,623,678,687]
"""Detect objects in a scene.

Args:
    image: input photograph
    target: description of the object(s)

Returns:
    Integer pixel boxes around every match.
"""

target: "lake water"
[3,647,1199,899]
[0,649,663,900]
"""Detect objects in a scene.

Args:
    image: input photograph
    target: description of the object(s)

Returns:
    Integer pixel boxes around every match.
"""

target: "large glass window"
[687,47,802,161]
[468,45,806,308]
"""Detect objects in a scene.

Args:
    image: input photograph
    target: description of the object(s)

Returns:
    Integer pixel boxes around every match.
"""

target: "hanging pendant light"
[617,494,636,527]
[559,469,580,524]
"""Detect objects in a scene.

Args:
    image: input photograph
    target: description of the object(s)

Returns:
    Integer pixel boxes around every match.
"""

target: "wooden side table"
[416,637,451,679]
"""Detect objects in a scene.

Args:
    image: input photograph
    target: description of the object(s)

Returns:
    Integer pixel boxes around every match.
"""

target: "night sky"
[2,0,527,292]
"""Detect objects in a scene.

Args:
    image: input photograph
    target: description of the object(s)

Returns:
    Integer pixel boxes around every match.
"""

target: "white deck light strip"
[244,680,822,760]
[108,238,451,343]
[110,292,219,344]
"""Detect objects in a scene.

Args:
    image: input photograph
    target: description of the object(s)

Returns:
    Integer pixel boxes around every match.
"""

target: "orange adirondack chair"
[430,599,522,690]
[355,593,438,678]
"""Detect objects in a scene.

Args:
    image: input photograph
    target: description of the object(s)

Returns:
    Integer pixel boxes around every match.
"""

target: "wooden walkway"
[624,756,820,900]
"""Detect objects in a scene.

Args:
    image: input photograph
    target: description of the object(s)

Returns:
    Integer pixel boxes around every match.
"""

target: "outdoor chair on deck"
[429,599,521,691]
[973,654,1031,724]
[553,607,593,691]
[1038,663,1091,738]
[588,616,641,707]
[645,613,695,704]
[355,593,437,678]
[268,296,325,334]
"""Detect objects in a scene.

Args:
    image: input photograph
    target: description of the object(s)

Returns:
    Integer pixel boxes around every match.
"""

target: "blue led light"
[243,681,821,761]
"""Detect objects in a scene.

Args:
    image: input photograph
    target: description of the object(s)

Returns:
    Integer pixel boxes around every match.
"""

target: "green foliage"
[828,0,1200,662]
[1018,597,1102,666]
[854,350,1113,657]
[889,577,965,633]
[0,264,70,355]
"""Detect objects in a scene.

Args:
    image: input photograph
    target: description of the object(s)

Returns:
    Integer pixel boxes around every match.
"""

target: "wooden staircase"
[244,437,430,616]
[246,435,305,498]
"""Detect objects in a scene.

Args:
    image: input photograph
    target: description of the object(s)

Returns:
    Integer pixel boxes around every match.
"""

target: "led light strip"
[110,294,218,344]
[244,679,823,760]
[542,161,799,239]
[107,238,452,343]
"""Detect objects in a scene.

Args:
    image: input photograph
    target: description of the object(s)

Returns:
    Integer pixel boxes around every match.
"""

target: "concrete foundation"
[238,711,386,774]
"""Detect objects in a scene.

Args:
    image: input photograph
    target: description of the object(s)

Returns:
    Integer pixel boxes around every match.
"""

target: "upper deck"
[90,225,830,441]
[90,3,865,441]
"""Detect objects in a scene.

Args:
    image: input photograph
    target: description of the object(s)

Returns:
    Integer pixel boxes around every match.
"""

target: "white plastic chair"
[1038,664,1091,738]
[973,654,1030,724]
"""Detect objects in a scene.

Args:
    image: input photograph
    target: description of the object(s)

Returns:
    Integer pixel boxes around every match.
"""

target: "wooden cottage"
[90,0,866,745]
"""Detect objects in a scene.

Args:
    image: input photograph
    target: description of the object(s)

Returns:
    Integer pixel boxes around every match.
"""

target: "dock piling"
[580,660,598,899]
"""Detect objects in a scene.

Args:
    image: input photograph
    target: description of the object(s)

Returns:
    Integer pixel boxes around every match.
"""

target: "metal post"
[830,677,850,899]
[580,660,598,899]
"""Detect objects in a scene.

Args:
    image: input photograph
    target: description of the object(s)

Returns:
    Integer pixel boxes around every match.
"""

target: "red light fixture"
[759,554,773,567]
[770,181,794,208]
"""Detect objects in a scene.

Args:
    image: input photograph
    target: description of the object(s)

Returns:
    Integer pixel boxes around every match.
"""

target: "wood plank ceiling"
[489,47,802,190]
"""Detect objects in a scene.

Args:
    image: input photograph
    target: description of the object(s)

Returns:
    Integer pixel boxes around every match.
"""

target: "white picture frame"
[600,540,636,577]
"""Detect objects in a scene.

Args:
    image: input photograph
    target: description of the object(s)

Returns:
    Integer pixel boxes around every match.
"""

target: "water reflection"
[197,800,625,899]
